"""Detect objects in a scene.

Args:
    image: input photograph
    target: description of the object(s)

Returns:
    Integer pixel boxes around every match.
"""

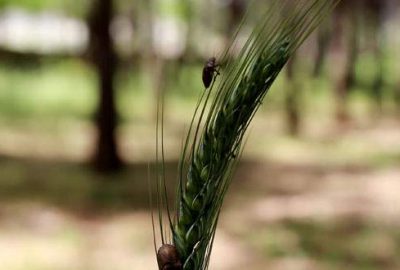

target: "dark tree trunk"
[342,3,360,92]
[88,0,122,171]
[395,84,400,112]
[334,1,361,125]
[228,0,246,35]
[313,19,332,77]
[368,0,386,114]
[285,54,300,136]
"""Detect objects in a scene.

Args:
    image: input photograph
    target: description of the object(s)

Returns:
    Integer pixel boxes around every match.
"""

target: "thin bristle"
[155,88,165,245]
[148,162,158,254]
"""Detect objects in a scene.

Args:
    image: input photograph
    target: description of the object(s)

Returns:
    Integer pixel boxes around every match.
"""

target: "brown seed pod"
[202,57,220,88]
[157,244,182,270]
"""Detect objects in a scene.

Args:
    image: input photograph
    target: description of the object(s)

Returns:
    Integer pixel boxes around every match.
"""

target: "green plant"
[153,0,340,269]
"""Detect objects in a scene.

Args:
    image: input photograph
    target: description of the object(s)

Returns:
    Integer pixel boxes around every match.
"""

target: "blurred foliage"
[0,0,202,19]
[0,0,91,16]
[0,46,398,124]
[0,60,96,120]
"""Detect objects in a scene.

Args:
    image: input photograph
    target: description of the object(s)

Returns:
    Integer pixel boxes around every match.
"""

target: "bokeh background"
[0,0,400,269]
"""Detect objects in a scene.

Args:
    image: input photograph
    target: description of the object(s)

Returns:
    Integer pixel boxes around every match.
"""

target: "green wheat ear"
[153,0,340,269]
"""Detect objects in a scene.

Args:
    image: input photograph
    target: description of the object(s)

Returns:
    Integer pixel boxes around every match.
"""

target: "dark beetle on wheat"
[157,244,182,270]
[202,57,220,88]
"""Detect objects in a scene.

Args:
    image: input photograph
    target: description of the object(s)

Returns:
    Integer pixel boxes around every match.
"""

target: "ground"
[0,114,399,270]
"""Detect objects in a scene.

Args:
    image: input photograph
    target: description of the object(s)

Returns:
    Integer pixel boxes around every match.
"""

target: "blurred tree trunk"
[227,0,246,35]
[396,84,400,113]
[371,31,384,114]
[334,1,360,125]
[343,11,359,93]
[88,0,122,171]
[180,0,195,61]
[313,19,332,77]
[368,0,386,114]
[137,0,154,66]
[285,54,300,136]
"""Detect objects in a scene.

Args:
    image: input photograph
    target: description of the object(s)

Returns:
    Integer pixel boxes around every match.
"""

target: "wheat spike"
[153,0,340,269]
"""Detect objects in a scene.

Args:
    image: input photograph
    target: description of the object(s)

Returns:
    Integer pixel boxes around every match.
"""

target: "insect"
[202,57,220,88]
[157,244,183,270]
